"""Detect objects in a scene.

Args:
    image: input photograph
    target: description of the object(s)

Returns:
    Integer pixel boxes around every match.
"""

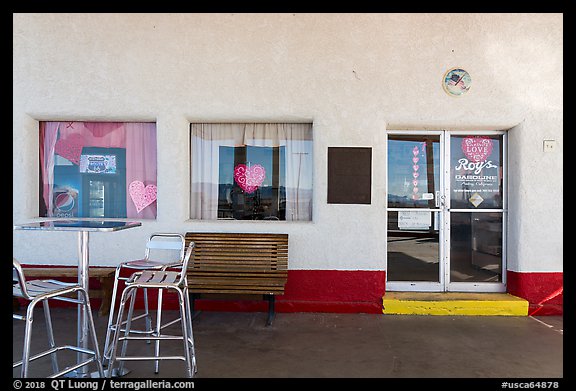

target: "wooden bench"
[184,232,288,326]
[14,267,116,317]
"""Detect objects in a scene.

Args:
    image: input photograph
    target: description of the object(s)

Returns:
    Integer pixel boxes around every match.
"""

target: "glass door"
[386,130,506,292]
[386,131,444,291]
[446,131,506,292]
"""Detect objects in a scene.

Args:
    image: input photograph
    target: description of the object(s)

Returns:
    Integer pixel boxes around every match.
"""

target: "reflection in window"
[218,145,286,220]
[39,122,158,219]
[387,136,440,209]
[387,211,440,282]
[450,212,503,282]
[190,123,313,221]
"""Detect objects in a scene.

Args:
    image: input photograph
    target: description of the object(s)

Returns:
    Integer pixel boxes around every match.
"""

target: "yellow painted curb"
[382,292,528,316]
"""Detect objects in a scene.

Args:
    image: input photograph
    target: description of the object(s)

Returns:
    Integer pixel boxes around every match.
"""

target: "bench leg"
[98,276,114,317]
[264,294,275,327]
[189,293,201,321]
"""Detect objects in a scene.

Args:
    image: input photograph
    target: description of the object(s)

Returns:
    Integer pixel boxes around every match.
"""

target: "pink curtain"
[40,122,60,216]
[124,122,157,219]
[40,121,157,219]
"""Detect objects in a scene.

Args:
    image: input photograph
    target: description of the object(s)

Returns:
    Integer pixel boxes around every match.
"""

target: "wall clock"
[442,68,471,96]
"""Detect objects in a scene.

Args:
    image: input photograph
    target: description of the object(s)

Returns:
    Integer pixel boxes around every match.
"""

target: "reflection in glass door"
[387,130,506,292]
[386,132,444,291]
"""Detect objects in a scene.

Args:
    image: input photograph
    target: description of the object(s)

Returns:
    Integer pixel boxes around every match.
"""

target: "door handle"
[435,192,446,208]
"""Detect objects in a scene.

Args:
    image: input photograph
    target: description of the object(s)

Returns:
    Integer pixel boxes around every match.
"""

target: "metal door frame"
[444,130,507,293]
[386,130,445,292]
[385,130,507,292]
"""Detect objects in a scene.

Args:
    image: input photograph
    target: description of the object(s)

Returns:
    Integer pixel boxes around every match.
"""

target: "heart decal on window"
[461,136,493,162]
[54,133,85,165]
[233,164,266,193]
[129,180,157,213]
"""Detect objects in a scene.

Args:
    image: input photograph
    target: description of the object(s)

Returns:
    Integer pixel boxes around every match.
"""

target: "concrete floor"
[13,308,563,378]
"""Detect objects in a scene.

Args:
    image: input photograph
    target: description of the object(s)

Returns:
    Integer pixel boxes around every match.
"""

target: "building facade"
[13,13,563,314]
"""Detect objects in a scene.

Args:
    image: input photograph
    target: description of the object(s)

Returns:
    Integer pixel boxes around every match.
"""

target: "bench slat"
[190,289,284,295]
[190,283,286,290]
[191,267,288,272]
[190,274,287,281]
[190,269,287,275]
[194,256,286,261]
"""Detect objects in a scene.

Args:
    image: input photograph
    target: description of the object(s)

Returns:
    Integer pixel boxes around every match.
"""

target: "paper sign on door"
[398,210,432,230]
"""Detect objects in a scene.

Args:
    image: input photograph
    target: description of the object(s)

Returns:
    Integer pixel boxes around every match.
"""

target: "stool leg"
[183,286,197,374]
[78,288,105,377]
[154,287,164,374]
[42,300,60,375]
[176,288,193,378]
[143,288,152,344]
[21,299,38,378]
[107,286,132,378]
[98,275,114,317]
[118,287,137,375]
[103,266,123,365]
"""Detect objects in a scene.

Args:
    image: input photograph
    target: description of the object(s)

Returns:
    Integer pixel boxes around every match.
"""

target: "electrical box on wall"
[543,140,556,153]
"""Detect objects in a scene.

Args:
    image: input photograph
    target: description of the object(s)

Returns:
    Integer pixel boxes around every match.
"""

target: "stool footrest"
[119,335,186,341]
[115,356,186,362]
[48,358,99,379]
[111,327,155,335]
[13,345,98,367]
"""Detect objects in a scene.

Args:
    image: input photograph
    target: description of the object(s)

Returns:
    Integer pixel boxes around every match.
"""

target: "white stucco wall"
[13,13,562,272]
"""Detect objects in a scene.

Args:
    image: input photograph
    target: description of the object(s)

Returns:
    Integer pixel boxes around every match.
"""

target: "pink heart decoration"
[413,187,419,193]
[54,133,85,165]
[412,180,418,186]
[412,157,419,164]
[461,136,493,162]
[84,122,123,137]
[412,172,419,179]
[413,165,419,171]
[233,164,266,193]
[129,181,157,213]
[412,147,419,156]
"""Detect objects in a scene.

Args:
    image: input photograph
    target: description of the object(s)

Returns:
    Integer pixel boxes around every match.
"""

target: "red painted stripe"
[16,267,386,314]
[116,270,386,313]
[281,270,386,303]
[16,266,563,316]
[507,271,563,315]
[192,270,386,314]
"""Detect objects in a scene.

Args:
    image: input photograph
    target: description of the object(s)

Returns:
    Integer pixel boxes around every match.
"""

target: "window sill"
[184,218,314,224]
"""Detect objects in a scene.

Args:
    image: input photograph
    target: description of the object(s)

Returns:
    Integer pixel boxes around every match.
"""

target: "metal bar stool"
[12,258,104,378]
[106,241,197,378]
[102,233,185,375]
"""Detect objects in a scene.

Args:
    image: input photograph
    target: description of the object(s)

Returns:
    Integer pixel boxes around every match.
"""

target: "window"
[39,121,157,219]
[190,123,313,221]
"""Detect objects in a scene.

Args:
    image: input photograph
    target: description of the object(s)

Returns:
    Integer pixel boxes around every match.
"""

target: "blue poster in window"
[52,165,82,218]
[79,154,117,174]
